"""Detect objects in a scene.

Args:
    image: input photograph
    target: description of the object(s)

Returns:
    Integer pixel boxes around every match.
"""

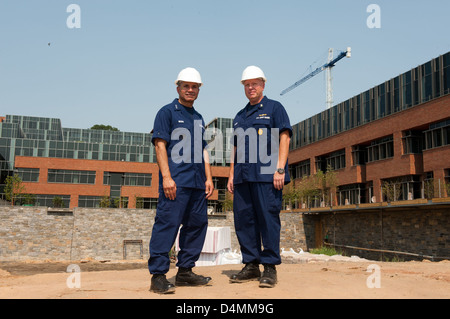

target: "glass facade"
[0,115,156,177]
[204,117,233,166]
[290,51,450,150]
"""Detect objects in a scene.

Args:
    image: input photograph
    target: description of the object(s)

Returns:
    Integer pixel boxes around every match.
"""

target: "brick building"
[0,115,229,210]
[288,51,450,206]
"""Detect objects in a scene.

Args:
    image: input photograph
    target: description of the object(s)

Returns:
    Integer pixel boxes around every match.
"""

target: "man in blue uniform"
[227,66,292,288]
[148,67,214,294]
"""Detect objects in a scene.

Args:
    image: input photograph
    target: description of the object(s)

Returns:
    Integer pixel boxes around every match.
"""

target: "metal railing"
[282,178,450,210]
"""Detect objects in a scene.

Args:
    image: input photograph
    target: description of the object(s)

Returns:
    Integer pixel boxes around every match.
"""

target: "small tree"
[282,182,297,209]
[382,180,402,202]
[99,195,111,208]
[21,193,36,206]
[423,179,435,199]
[297,175,320,208]
[316,165,338,207]
[445,181,450,198]
[90,124,119,131]
[4,174,26,206]
[52,196,65,208]
[135,195,144,209]
[113,196,128,208]
[223,192,233,212]
[296,165,338,208]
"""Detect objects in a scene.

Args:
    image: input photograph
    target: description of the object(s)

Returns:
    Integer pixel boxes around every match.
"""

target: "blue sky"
[1,0,449,133]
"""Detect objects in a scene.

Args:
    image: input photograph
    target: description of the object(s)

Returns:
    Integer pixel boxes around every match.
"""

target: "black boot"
[230,263,261,283]
[175,267,212,286]
[259,264,277,288]
[150,274,175,294]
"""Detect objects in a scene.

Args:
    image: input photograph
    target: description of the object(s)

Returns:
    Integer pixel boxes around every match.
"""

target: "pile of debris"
[281,248,371,264]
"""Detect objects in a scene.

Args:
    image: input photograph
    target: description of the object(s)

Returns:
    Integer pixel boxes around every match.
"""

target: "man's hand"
[274,131,290,191]
[205,179,214,199]
[163,177,177,200]
[154,138,177,200]
[227,175,234,194]
[273,171,285,190]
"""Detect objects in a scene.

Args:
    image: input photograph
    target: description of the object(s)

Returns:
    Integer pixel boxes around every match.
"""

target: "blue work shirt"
[232,96,292,185]
[152,98,207,190]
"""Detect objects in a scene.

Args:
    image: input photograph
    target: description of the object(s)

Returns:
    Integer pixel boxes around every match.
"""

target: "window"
[402,130,423,154]
[291,123,300,150]
[363,91,370,123]
[289,160,311,180]
[212,177,228,201]
[381,175,421,201]
[326,149,346,170]
[103,172,111,185]
[103,172,152,187]
[402,71,412,107]
[332,108,338,134]
[48,169,96,184]
[422,62,433,102]
[78,196,102,208]
[356,95,361,126]
[434,57,441,99]
[352,145,367,165]
[344,101,350,130]
[424,119,450,150]
[135,197,158,209]
[393,77,400,112]
[337,184,365,205]
[377,84,386,117]
[413,67,420,105]
[17,168,39,182]
[367,136,394,162]
[444,52,450,94]
[316,149,345,172]
[35,194,70,208]
[123,173,152,187]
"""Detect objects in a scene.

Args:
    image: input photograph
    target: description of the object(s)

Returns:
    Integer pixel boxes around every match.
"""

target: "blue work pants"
[148,187,208,274]
[233,182,282,265]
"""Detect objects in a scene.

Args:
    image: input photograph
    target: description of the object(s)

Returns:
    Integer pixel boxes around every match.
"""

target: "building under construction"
[288,51,450,206]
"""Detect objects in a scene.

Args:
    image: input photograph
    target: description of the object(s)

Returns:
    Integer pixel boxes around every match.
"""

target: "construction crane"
[280,47,351,109]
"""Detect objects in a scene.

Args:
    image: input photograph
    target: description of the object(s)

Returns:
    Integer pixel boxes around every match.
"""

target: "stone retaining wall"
[320,207,450,260]
[1,205,448,262]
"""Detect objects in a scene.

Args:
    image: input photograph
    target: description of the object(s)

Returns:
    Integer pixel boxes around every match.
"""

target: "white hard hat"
[175,67,202,87]
[241,65,266,84]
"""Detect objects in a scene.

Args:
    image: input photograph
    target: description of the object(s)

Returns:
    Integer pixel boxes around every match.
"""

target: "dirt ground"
[0,259,449,300]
